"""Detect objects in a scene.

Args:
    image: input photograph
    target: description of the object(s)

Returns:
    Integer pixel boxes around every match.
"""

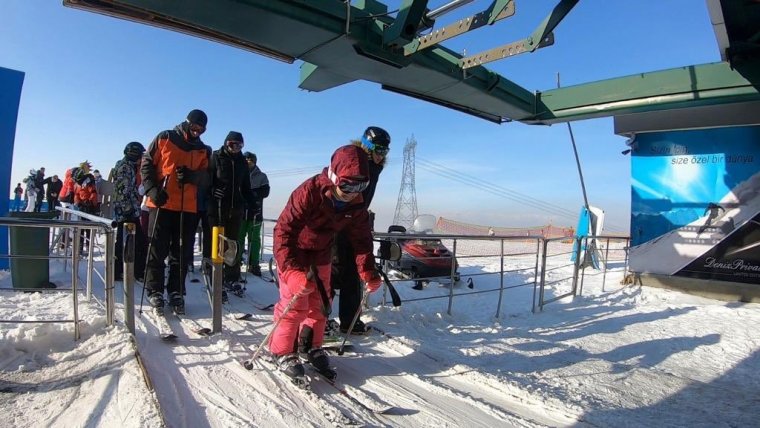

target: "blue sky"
[1,1,720,232]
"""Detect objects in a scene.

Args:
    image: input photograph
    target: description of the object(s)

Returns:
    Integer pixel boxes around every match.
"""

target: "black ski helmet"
[243,151,257,163]
[361,126,390,154]
[124,142,145,161]
[186,109,208,127]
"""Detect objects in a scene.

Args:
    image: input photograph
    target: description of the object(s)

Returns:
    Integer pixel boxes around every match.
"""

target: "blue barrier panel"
[0,67,25,270]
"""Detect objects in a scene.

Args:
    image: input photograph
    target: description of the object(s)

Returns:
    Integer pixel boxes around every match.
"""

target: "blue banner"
[629,126,760,284]
[0,67,26,270]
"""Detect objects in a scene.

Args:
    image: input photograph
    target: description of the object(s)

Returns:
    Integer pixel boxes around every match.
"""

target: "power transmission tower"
[393,136,418,229]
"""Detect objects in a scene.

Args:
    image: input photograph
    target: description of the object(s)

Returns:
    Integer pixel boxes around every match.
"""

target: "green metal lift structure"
[62,0,760,125]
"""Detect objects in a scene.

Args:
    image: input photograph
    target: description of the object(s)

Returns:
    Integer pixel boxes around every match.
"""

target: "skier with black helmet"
[112,141,147,281]
[238,151,270,276]
[330,126,391,335]
[141,109,211,314]
[208,131,255,297]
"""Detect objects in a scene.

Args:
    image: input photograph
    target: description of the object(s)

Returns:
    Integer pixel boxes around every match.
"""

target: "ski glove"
[360,270,382,293]
[175,166,198,185]
[148,187,169,207]
[283,270,314,296]
[212,187,225,200]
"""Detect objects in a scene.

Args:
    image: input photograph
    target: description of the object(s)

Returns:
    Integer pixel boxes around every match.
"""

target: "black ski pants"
[145,208,197,297]
[331,231,362,328]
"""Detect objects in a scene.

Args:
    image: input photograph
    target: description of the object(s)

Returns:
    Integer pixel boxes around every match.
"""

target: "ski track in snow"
[3,247,760,427]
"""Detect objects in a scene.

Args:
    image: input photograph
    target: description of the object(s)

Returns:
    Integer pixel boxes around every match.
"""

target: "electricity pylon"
[392,136,419,229]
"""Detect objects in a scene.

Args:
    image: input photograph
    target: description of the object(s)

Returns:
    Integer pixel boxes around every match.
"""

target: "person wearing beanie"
[208,131,255,298]
[330,126,391,335]
[141,109,211,315]
[112,142,147,282]
[238,151,270,276]
[269,144,382,383]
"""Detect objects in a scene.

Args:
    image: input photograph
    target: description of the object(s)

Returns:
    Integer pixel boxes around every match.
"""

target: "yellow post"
[211,226,225,264]
[210,226,225,333]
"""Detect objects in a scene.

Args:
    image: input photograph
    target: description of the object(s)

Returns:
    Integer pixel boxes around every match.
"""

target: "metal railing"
[0,211,115,340]
[260,221,630,318]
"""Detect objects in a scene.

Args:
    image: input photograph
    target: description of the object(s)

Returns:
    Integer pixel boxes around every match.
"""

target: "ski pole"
[138,176,169,315]
[244,293,300,369]
[337,288,369,356]
[179,175,185,298]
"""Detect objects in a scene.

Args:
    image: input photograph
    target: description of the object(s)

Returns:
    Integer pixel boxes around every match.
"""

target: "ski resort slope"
[2,247,760,427]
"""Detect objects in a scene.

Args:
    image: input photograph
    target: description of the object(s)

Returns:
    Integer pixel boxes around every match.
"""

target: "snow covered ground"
[1,239,759,427]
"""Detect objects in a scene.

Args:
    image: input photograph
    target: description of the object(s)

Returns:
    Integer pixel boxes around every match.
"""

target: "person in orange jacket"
[73,173,99,252]
[141,109,211,315]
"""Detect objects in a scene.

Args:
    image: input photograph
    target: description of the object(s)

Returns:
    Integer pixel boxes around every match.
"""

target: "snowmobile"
[385,225,460,289]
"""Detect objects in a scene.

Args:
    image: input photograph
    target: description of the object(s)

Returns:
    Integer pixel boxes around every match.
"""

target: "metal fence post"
[571,236,584,297]
[495,239,505,319]
[535,238,549,313]
[105,227,115,327]
[72,226,80,340]
[123,223,136,335]
[86,231,94,301]
[601,237,611,292]
[211,226,224,334]
[446,239,457,316]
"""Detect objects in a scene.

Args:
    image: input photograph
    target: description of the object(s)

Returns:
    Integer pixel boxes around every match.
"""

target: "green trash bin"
[9,211,59,289]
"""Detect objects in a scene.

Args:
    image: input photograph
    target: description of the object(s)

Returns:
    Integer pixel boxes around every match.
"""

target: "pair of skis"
[243,348,394,416]
[152,307,212,342]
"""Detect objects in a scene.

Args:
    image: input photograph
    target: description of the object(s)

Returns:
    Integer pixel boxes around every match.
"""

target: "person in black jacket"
[43,175,63,212]
[330,126,390,334]
[34,167,46,212]
[238,152,270,276]
[208,131,255,296]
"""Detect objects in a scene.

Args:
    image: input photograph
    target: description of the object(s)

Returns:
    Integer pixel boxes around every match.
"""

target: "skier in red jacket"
[270,145,382,381]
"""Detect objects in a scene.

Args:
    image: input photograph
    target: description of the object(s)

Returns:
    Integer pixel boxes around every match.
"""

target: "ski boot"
[149,292,165,316]
[225,281,245,297]
[221,290,229,304]
[276,353,307,388]
[324,319,341,337]
[306,348,337,381]
[169,292,185,315]
[339,319,369,335]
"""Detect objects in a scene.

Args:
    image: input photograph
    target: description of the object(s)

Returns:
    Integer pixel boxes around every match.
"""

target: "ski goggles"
[226,141,244,149]
[337,178,369,194]
[189,123,206,134]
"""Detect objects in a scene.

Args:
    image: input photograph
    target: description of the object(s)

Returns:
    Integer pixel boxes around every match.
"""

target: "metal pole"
[446,239,457,315]
[86,230,94,301]
[533,237,541,291]
[427,0,475,20]
[211,226,224,334]
[124,223,136,335]
[495,239,505,319]
[601,237,611,292]
[247,294,299,364]
[72,227,80,340]
[63,211,70,272]
[259,220,265,267]
[338,290,369,355]
[535,239,549,313]
[571,236,583,297]
[105,228,115,327]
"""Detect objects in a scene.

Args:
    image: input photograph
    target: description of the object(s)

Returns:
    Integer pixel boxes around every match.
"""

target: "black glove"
[212,186,225,200]
[175,166,196,185]
[148,187,169,207]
